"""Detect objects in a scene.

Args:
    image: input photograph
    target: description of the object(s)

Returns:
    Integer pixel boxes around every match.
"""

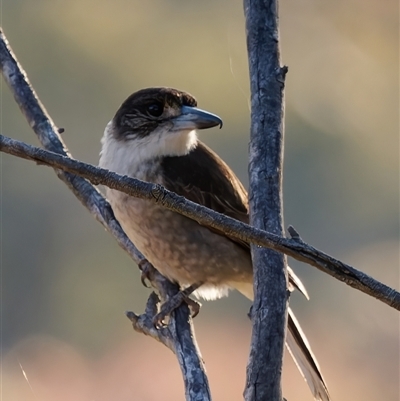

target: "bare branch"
[244,0,287,399]
[126,264,211,401]
[1,133,399,312]
[0,27,141,267]
[0,28,211,401]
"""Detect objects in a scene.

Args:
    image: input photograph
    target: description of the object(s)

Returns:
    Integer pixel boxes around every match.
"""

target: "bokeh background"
[1,0,399,400]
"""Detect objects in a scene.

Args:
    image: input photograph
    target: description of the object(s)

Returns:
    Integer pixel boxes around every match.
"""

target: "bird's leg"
[153,282,203,328]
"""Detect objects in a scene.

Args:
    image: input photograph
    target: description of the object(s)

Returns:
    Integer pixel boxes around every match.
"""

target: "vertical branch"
[243,1,288,401]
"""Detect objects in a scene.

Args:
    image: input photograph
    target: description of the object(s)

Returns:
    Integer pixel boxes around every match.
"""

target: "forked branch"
[0,28,211,401]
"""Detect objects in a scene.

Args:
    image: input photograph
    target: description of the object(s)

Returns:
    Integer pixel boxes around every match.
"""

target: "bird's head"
[101,87,222,171]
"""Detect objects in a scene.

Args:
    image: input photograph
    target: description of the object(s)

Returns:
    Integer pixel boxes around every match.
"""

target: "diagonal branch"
[0,27,211,401]
[1,133,399,312]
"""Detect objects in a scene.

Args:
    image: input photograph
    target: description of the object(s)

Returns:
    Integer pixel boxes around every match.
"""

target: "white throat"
[99,120,198,176]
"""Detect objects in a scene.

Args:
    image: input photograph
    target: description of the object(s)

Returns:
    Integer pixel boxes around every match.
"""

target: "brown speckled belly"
[107,189,253,299]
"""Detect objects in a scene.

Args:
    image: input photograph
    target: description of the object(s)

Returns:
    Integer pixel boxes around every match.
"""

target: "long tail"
[287,308,330,401]
[233,281,331,401]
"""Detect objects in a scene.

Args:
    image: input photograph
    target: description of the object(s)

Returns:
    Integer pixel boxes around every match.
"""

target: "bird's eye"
[146,103,163,117]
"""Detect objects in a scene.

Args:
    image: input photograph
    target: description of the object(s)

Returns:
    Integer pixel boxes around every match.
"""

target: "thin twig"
[1,133,399,312]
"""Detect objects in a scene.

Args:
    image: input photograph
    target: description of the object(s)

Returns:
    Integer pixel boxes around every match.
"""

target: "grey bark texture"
[0,28,211,401]
[2,133,399,313]
[243,0,288,400]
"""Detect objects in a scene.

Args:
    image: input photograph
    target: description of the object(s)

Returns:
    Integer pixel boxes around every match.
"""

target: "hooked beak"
[172,105,223,131]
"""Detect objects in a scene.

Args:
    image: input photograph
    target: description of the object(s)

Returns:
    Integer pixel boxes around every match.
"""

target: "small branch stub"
[287,225,301,241]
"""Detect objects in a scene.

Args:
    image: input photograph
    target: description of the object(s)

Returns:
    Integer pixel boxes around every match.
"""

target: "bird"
[99,87,331,401]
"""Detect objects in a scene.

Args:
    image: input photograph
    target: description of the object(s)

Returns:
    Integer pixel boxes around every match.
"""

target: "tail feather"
[232,281,331,401]
[287,308,330,401]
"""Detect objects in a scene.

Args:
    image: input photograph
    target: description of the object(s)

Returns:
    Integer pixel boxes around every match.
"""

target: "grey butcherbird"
[99,87,331,401]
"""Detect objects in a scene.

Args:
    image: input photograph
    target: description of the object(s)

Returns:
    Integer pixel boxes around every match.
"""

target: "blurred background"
[1,0,398,400]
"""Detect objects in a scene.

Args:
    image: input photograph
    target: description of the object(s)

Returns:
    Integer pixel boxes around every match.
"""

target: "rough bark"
[0,28,211,401]
[243,0,287,400]
[1,133,399,313]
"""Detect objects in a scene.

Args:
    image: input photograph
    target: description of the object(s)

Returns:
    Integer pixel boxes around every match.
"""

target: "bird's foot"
[153,283,203,328]
[139,259,156,288]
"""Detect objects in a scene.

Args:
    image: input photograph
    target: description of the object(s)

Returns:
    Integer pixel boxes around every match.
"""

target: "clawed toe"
[152,283,203,327]
[139,260,155,288]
